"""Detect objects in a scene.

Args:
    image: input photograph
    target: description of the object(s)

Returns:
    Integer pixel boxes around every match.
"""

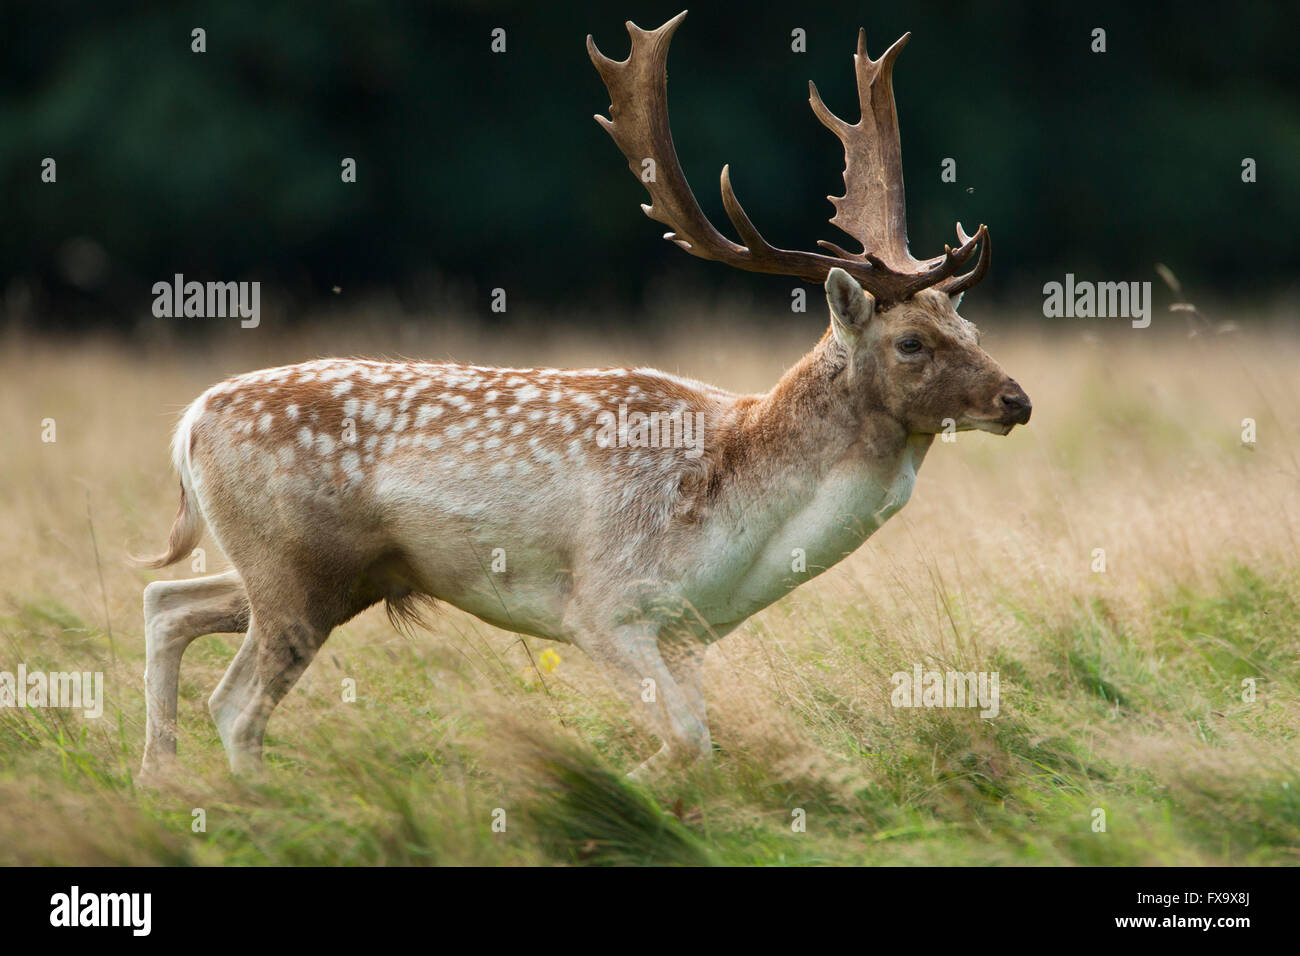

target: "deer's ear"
[826,268,875,344]
[948,290,965,311]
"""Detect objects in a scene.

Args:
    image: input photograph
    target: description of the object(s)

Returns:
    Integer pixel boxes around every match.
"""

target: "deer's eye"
[897,337,924,355]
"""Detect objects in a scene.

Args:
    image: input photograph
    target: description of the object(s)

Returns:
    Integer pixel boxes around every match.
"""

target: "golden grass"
[0,303,1296,865]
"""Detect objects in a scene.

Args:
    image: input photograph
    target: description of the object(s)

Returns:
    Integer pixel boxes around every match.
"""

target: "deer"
[135,10,1030,780]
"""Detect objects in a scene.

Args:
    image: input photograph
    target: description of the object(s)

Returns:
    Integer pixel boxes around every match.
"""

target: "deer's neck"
[681,334,930,622]
[717,331,919,500]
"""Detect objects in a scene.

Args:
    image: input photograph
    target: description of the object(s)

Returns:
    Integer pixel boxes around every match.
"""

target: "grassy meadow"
[0,300,1297,865]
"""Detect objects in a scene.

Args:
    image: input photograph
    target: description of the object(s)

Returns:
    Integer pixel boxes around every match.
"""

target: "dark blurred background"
[2,0,1297,330]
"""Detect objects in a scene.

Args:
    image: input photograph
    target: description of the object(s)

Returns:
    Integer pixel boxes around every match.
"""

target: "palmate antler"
[588,10,989,308]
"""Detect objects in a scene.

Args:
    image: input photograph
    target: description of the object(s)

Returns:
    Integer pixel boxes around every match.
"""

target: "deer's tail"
[131,399,208,569]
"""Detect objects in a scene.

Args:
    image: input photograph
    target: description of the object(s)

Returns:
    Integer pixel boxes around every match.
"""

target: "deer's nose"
[998,385,1032,424]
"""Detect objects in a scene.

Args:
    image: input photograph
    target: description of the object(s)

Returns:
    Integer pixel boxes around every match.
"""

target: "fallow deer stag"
[136,11,1029,779]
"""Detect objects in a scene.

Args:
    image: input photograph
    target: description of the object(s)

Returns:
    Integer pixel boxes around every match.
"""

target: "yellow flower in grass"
[538,649,561,672]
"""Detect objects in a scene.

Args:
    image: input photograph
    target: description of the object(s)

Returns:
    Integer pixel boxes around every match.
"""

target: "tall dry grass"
[0,300,1296,864]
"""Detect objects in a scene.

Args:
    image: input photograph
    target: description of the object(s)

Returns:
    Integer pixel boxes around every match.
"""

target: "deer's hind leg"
[203,560,383,774]
[141,569,249,774]
[205,610,332,774]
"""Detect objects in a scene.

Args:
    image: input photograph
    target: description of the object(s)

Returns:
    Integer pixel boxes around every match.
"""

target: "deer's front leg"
[579,623,712,779]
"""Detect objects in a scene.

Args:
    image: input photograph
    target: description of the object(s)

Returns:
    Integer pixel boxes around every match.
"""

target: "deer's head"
[825,272,1030,435]
[590,11,1030,437]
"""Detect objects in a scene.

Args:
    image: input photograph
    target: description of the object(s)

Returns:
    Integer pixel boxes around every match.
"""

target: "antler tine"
[719,164,775,253]
[816,239,860,260]
[894,229,981,301]
[939,223,991,297]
